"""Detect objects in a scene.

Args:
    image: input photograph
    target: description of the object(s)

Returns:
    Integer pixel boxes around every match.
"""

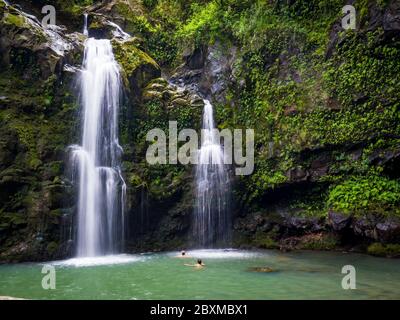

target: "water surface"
[0,249,399,300]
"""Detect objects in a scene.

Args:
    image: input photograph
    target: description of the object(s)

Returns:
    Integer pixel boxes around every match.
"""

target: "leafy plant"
[328,175,400,216]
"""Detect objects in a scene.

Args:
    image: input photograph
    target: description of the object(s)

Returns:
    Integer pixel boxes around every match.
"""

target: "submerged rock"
[248,266,276,273]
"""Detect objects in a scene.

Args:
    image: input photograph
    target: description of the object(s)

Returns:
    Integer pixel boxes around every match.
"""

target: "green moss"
[46,241,59,256]
[10,120,42,169]
[367,243,400,257]
[301,234,338,250]
[129,173,143,188]
[253,231,279,249]
[3,13,26,28]
[323,30,400,108]
[89,20,102,30]
[112,39,160,78]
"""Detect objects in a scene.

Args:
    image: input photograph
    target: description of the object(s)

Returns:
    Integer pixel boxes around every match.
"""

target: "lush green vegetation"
[328,175,400,216]
[110,0,400,228]
[145,0,400,220]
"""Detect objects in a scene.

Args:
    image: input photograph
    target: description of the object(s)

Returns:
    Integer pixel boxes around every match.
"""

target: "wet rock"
[309,154,331,180]
[368,147,400,168]
[170,69,202,89]
[382,1,400,33]
[328,211,352,231]
[349,215,400,243]
[142,78,203,117]
[0,3,84,79]
[286,167,308,182]
[88,0,147,37]
[198,41,237,103]
[368,0,400,35]
[376,219,400,243]
[171,41,238,103]
[183,45,207,70]
[279,211,326,237]
[352,216,378,240]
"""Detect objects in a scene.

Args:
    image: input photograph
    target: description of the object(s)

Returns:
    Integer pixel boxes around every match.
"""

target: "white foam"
[174,249,263,259]
[51,254,142,267]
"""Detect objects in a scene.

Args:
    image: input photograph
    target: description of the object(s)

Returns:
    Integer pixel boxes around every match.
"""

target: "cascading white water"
[70,38,126,257]
[83,13,88,36]
[194,99,230,247]
[3,2,72,56]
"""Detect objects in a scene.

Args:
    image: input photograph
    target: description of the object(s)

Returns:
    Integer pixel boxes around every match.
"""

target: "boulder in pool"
[249,266,277,273]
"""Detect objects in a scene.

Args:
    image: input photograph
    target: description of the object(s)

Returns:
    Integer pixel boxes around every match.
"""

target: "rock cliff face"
[0,0,203,261]
[0,0,399,261]
[0,0,85,262]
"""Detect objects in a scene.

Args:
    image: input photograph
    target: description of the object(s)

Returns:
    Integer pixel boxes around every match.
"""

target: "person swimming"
[176,250,191,258]
[184,259,205,268]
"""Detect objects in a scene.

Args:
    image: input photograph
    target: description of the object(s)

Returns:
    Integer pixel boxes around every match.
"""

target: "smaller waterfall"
[194,99,230,247]
[83,13,88,36]
[107,21,131,40]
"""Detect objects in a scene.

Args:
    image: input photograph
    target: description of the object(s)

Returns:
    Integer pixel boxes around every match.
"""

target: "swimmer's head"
[181,251,186,256]
[197,259,202,265]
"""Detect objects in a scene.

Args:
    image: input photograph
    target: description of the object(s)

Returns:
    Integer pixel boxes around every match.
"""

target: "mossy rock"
[2,12,27,28]
[46,241,59,256]
[171,98,190,108]
[299,233,338,250]
[367,243,400,258]
[146,82,167,92]
[142,89,162,102]
[148,78,168,87]
[142,78,168,102]
[112,38,160,97]
[253,231,280,249]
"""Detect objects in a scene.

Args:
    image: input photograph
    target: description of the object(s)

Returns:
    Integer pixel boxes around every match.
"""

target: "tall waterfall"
[194,99,230,247]
[70,38,126,257]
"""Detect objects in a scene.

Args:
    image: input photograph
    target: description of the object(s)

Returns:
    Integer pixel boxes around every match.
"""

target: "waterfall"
[70,38,126,257]
[194,99,230,247]
[83,13,88,36]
